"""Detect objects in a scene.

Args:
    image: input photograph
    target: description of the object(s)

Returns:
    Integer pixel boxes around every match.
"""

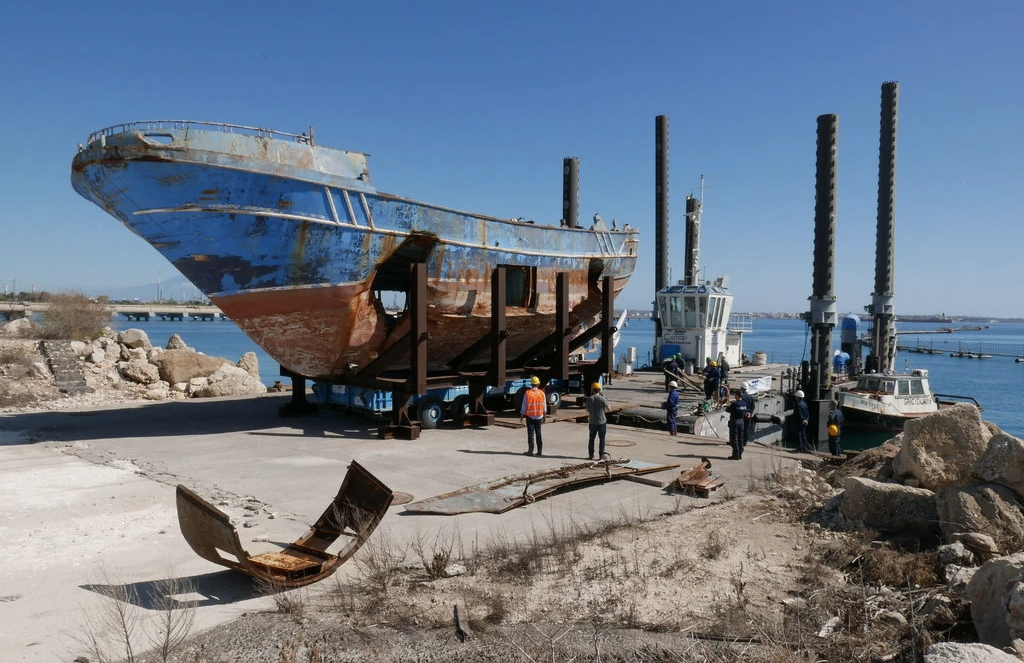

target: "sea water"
[113,316,1024,439]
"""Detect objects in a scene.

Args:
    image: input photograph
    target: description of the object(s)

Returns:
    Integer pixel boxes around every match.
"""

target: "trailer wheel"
[545,388,561,414]
[418,398,444,429]
[449,395,470,424]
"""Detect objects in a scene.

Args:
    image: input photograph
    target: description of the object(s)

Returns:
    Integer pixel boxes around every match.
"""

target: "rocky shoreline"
[0,317,272,414]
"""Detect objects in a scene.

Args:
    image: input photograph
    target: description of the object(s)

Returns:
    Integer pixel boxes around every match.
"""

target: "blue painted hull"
[71,122,638,379]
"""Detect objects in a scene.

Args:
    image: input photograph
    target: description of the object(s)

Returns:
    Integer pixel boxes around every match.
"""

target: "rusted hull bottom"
[215,277,630,379]
[176,461,393,588]
[404,459,679,515]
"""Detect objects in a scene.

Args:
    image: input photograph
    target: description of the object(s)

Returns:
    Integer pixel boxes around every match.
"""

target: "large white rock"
[0,317,33,337]
[165,333,188,350]
[973,432,1024,502]
[893,403,992,490]
[151,348,229,385]
[116,359,162,385]
[237,351,260,381]
[839,476,939,536]
[924,641,1020,663]
[193,364,267,398]
[117,328,152,349]
[936,484,1024,553]
[966,552,1024,648]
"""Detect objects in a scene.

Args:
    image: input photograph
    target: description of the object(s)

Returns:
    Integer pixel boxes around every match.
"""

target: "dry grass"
[37,292,111,341]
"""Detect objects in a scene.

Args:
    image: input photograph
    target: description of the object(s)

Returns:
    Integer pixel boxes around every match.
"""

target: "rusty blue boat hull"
[71,121,638,379]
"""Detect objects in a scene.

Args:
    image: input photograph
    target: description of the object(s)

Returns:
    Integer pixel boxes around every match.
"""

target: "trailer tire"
[450,395,470,424]
[418,398,444,430]
[546,388,561,414]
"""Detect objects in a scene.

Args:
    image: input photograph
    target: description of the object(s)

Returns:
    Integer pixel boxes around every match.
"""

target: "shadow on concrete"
[81,569,256,610]
[0,395,377,445]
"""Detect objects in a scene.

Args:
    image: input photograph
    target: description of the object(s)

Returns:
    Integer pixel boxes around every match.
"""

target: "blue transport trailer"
[313,373,601,428]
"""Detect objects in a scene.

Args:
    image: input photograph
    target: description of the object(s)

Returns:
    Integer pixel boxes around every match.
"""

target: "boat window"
[683,297,696,327]
[697,296,707,327]
[707,297,719,329]
[911,379,925,395]
[862,377,880,391]
[670,296,683,327]
[713,296,726,329]
[898,380,911,396]
[658,297,669,324]
[882,380,896,394]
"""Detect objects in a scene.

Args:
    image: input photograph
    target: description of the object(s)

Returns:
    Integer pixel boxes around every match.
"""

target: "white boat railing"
[728,314,753,333]
[86,121,315,147]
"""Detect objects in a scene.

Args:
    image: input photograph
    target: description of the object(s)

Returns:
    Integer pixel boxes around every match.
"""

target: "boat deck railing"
[934,393,983,410]
[728,314,754,333]
[86,120,316,147]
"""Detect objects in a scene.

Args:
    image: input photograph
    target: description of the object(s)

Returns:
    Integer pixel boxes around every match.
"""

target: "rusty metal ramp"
[404,459,679,515]
[176,460,393,588]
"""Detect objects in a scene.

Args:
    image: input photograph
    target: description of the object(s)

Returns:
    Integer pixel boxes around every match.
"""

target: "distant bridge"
[1,302,226,322]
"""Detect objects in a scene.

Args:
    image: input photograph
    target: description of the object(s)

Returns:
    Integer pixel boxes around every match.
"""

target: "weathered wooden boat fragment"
[175,461,393,587]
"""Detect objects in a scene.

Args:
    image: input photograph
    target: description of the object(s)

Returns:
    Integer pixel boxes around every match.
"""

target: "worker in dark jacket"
[794,389,810,453]
[664,380,680,436]
[739,385,756,442]
[726,390,749,460]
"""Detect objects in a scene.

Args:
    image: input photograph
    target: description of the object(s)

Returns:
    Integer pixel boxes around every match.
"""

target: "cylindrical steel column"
[808,114,839,443]
[870,81,899,374]
[562,157,579,228]
[684,194,701,286]
[654,115,670,293]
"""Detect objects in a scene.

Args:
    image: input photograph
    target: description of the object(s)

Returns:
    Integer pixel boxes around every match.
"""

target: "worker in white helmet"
[664,380,680,436]
[794,389,810,453]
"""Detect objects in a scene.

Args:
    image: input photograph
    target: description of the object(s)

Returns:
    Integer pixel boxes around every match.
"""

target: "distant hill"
[90,273,208,303]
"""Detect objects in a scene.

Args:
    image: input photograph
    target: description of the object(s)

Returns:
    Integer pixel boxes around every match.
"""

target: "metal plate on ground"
[405,459,680,515]
[605,439,636,447]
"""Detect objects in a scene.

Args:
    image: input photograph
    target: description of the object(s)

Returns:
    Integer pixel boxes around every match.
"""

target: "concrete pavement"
[0,390,799,662]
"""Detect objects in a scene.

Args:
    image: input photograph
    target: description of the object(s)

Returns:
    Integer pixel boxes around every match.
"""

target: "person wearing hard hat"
[794,389,810,453]
[827,401,844,457]
[585,382,611,459]
[726,389,750,460]
[519,376,547,456]
[664,380,680,436]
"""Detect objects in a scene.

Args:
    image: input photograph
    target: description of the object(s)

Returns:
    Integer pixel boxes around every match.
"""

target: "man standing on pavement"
[794,389,810,453]
[665,380,680,436]
[726,390,750,460]
[586,382,610,459]
[520,376,547,456]
[739,384,756,442]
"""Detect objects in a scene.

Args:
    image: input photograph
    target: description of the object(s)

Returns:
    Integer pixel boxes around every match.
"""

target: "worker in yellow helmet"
[827,401,844,457]
[586,381,610,460]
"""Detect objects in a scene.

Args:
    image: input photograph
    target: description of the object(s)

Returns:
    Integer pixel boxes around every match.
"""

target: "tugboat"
[838,368,939,431]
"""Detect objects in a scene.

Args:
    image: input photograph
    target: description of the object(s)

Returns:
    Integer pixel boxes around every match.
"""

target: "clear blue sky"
[2,0,1021,317]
